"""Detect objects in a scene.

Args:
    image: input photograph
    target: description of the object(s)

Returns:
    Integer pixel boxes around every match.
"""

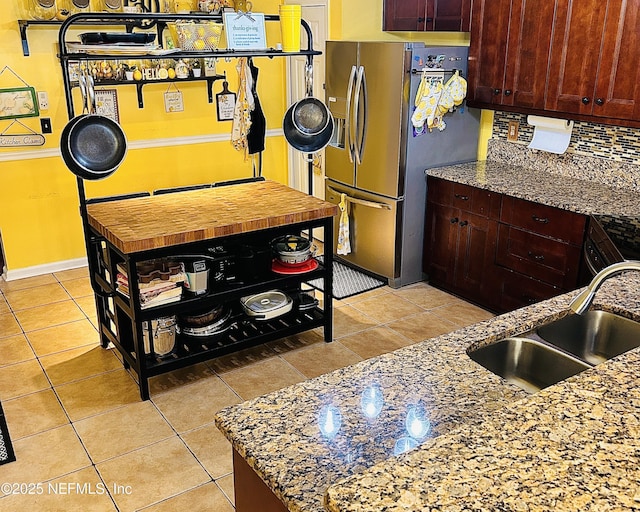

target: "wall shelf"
[58,12,320,118]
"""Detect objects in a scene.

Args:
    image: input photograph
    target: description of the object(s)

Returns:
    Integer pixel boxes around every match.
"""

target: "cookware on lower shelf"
[240,290,293,320]
[143,316,177,357]
[271,234,315,266]
[178,305,232,338]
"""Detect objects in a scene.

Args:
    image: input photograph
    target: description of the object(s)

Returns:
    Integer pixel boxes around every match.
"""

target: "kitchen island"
[85,180,338,400]
[214,165,640,511]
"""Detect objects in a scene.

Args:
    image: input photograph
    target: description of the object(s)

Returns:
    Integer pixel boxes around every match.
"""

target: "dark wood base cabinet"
[424,177,588,313]
[233,450,288,512]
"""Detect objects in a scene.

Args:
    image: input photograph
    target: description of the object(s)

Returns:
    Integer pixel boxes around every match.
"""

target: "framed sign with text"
[0,87,39,120]
[223,12,267,50]
[94,89,119,122]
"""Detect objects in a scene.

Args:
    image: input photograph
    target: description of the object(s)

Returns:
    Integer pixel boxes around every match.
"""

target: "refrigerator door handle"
[345,65,357,163]
[327,186,392,210]
[353,65,368,165]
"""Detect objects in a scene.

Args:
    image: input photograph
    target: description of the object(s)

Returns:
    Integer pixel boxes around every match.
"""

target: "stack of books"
[116,262,186,309]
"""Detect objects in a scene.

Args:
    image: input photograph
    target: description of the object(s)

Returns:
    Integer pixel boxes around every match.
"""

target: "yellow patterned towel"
[337,193,351,255]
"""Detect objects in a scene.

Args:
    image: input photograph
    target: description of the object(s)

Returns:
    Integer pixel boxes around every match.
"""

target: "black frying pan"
[60,72,127,180]
[283,63,334,154]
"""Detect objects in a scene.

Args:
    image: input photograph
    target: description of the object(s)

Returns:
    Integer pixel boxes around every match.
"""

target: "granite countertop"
[425,160,639,216]
[215,164,640,512]
[325,274,640,512]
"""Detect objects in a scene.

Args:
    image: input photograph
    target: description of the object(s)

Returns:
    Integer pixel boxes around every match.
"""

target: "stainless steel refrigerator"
[324,41,480,288]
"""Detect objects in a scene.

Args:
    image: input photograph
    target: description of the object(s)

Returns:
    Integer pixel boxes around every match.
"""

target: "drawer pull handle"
[459,220,468,227]
[528,251,544,262]
[454,194,469,201]
[532,215,549,224]
[450,217,459,224]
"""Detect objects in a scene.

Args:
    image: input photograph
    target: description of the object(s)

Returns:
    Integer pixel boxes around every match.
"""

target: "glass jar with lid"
[24,0,58,20]
[92,0,123,11]
[57,0,91,14]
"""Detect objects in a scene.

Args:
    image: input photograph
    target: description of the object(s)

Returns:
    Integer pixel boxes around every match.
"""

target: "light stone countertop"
[425,160,640,216]
[215,164,640,512]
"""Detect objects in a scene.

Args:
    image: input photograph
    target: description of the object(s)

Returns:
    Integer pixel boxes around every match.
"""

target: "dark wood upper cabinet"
[545,0,609,115]
[469,0,556,110]
[503,0,557,109]
[547,0,640,120]
[468,0,640,125]
[467,0,512,105]
[383,0,471,32]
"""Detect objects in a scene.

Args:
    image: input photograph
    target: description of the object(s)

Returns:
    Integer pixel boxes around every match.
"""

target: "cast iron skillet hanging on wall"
[60,71,127,180]
[283,63,334,153]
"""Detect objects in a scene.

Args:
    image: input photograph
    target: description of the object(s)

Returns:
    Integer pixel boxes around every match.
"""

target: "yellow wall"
[2,0,489,275]
[1,0,288,274]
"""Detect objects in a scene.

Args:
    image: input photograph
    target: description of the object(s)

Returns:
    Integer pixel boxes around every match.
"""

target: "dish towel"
[231,57,254,159]
[337,193,351,255]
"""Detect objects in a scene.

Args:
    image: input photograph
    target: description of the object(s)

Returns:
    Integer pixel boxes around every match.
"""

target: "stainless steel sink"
[536,311,640,365]
[468,337,591,394]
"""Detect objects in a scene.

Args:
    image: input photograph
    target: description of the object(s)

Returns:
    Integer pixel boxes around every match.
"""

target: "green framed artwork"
[0,87,39,120]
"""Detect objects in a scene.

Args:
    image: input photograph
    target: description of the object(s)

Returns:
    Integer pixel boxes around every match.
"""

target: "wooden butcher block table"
[85,180,338,400]
[86,180,338,253]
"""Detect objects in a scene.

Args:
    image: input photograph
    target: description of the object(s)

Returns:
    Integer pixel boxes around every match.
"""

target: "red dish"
[271,258,319,274]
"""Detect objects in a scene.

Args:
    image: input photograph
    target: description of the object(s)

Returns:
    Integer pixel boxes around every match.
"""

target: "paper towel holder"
[526,115,574,154]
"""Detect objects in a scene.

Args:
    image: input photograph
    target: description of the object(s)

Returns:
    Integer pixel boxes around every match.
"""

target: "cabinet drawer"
[496,224,581,289]
[500,196,586,244]
[498,268,562,312]
[427,176,454,205]
[452,183,501,218]
[427,177,501,218]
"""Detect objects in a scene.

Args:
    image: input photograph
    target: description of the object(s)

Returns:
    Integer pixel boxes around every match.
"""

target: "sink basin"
[536,310,640,365]
[468,337,591,394]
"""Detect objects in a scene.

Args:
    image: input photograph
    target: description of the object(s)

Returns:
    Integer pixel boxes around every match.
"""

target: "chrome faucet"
[570,260,640,314]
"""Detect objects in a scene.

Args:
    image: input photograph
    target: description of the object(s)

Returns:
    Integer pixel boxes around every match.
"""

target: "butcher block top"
[86,180,338,254]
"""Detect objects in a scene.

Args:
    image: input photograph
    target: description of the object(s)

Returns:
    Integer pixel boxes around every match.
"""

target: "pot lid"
[272,235,310,253]
[241,290,290,314]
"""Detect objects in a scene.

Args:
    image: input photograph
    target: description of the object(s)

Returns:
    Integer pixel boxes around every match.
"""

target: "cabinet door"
[502,0,557,109]
[454,213,498,305]
[428,0,471,31]
[383,0,471,32]
[592,0,640,120]
[546,0,608,115]
[383,0,427,31]
[423,203,458,290]
[467,0,513,106]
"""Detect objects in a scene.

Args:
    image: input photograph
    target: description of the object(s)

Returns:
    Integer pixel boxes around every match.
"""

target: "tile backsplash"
[489,111,640,193]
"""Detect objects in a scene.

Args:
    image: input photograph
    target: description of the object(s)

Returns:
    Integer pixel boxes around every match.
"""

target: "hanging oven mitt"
[445,70,467,106]
[412,78,443,130]
[337,193,351,256]
[425,80,444,130]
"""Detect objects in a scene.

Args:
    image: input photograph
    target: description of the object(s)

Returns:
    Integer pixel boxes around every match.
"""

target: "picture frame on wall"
[223,12,267,50]
[0,87,39,120]
[94,89,120,122]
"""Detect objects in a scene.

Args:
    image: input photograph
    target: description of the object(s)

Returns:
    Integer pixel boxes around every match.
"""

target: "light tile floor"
[0,267,493,511]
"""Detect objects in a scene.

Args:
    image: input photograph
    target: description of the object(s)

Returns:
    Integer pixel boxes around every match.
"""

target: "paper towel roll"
[527,115,574,154]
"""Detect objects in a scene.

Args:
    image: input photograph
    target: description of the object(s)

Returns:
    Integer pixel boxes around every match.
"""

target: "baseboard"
[3,257,88,282]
